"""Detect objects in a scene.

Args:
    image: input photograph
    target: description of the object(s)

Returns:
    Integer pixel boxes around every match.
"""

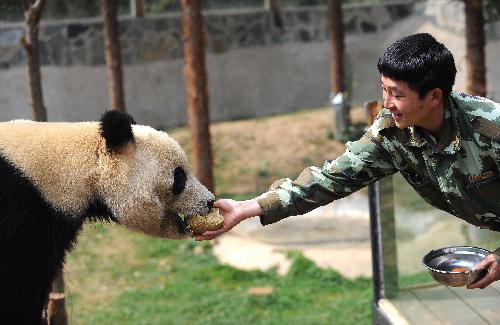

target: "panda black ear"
[99,110,137,152]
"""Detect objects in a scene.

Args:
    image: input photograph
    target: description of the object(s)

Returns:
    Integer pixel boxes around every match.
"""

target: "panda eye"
[173,167,187,196]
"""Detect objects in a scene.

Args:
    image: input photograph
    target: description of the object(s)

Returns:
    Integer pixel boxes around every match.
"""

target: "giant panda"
[0,111,214,323]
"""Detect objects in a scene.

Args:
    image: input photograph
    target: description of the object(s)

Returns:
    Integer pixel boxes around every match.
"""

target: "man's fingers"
[194,234,216,241]
[194,228,227,241]
[213,199,233,210]
[203,228,227,237]
[467,272,494,289]
[474,256,493,271]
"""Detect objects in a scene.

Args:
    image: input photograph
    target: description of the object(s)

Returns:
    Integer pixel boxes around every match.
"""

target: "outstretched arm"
[195,111,398,240]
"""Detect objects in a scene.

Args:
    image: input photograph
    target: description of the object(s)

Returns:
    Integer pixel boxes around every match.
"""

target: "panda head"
[97,111,215,239]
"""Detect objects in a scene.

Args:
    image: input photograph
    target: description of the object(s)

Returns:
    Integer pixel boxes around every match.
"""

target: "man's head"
[377,33,456,134]
[378,33,456,98]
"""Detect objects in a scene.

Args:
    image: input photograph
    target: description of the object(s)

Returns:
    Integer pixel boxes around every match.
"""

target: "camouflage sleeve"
[255,116,398,225]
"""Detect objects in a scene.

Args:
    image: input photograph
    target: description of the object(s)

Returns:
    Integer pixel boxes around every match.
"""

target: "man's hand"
[467,250,500,289]
[194,199,261,241]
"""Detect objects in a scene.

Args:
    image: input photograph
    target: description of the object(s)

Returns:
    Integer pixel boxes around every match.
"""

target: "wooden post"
[264,0,284,30]
[100,0,126,112]
[365,100,382,126]
[131,0,144,17]
[464,0,487,97]
[327,0,345,95]
[180,0,215,192]
[47,268,68,325]
[328,0,350,140]
[21,2,69,323]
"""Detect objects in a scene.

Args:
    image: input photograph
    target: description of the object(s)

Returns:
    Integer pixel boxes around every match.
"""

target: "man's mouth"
[391,112,403,120]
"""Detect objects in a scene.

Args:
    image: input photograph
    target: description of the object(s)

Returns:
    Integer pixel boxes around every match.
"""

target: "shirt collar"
[405,95,462,154]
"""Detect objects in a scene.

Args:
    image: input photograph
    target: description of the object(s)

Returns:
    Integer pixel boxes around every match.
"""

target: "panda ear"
[99,110,137,152]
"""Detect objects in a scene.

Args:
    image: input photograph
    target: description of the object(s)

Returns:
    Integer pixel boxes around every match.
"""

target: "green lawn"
[65,224,372,324]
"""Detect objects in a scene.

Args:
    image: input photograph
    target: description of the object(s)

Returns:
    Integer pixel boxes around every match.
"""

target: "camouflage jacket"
[255,92,500,231]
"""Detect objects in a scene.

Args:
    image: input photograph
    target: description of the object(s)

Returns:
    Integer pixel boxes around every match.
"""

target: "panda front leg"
[0,154,84,323]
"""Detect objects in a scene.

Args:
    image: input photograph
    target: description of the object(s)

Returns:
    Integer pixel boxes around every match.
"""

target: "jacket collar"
[405,95,462,154]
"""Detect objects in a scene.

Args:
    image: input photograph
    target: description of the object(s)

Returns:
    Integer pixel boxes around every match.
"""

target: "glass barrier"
[391,172,500,290]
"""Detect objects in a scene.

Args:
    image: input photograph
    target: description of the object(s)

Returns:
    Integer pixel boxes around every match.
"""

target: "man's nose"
[383,94,393,109]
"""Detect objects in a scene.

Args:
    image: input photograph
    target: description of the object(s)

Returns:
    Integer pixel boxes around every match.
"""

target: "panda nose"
[207,200,215,209]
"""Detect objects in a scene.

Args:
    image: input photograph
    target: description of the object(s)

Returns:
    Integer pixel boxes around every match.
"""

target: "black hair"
[377,33,457,98]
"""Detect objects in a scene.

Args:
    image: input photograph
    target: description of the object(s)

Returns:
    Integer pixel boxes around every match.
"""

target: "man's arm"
[195,114,399,240]
[256,124,398,225]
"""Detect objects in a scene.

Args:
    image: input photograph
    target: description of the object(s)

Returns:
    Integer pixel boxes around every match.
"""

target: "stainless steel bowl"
[422,246,490,287]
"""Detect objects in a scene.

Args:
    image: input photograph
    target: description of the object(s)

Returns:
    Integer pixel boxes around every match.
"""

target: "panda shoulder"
[451,92,500,140]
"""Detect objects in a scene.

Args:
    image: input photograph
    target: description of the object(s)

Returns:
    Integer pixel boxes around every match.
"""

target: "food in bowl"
[422,246,489,287]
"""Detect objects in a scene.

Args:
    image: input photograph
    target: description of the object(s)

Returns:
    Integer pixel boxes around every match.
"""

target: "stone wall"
[0,2,413,69]
[0,2,415,127]
[420,0,500,39]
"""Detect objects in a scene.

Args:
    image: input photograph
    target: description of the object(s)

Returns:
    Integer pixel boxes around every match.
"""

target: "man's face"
[380,76,434,130]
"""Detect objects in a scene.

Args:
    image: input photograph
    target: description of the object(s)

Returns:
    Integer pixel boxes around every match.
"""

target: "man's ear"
[427,88,443,106]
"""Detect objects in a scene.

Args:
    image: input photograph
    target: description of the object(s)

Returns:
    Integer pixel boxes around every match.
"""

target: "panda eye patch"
[173,167,187,196]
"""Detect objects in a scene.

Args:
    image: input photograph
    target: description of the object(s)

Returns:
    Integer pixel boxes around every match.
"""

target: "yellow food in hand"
[187,208,224,234]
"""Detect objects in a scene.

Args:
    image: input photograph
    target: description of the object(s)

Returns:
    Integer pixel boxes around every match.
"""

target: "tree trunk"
[327,0,350,140]
[328,0,345,95]
[21,0,47,122]
[265,0,284,30]
[465,0,487,97]
[21,2,68,324]
[100,0,126,112]
[180,0,214,192]
[47,268,68,325]
[131,0,144,17]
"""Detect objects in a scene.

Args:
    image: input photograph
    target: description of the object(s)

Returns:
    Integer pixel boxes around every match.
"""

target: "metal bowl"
[422,246,490,287]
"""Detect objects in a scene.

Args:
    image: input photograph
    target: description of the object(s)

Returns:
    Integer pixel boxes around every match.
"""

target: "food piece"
[187,208,224,234]
[451,267,470,273]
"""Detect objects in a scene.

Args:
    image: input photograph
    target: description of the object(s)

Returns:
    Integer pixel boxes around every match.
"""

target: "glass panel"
[392,173,500,289]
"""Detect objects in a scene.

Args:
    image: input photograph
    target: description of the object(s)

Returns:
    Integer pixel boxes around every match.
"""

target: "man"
[196,33,500,289]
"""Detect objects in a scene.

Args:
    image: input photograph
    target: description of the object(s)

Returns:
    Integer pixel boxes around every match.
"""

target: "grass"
[65,225,372,324]
[63,107,374,324]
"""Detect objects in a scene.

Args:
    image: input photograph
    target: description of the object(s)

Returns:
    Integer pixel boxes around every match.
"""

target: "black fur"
[99,110,136,152]
[0,153,113,323]
[173,167,187,196]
